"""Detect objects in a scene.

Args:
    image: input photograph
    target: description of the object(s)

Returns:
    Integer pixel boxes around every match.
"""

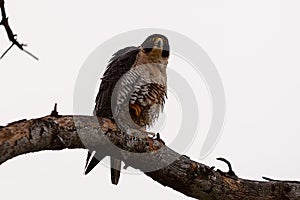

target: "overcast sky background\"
[0,0,300,199]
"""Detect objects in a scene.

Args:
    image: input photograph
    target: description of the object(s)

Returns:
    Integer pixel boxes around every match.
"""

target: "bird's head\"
[141,34,170,58]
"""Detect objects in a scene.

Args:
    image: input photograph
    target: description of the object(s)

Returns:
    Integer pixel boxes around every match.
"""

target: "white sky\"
[0,0,300,199]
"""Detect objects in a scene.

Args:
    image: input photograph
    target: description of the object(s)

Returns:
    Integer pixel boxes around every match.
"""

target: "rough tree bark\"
[1,110,299,200]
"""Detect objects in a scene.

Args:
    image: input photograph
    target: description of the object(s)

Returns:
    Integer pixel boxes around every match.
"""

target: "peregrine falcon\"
[84,34,170,185]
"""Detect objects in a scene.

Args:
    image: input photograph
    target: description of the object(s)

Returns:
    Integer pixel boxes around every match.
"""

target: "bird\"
[84,34,170,185]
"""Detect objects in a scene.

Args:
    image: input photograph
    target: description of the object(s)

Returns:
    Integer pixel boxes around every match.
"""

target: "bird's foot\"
[127,128,156,139]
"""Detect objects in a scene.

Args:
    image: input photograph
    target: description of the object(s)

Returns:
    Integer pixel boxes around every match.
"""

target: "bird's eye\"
[162,50,169,57]
[144,48,152,53]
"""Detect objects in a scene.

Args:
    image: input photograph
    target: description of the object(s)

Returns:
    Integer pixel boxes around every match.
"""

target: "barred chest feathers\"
[113,50,168,128]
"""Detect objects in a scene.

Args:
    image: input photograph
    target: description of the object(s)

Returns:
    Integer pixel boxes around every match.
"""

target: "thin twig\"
[0,0,38,60]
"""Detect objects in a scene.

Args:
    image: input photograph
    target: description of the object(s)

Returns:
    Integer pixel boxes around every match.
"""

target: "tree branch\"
[1,113,300,199]
[0,0,38,60]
